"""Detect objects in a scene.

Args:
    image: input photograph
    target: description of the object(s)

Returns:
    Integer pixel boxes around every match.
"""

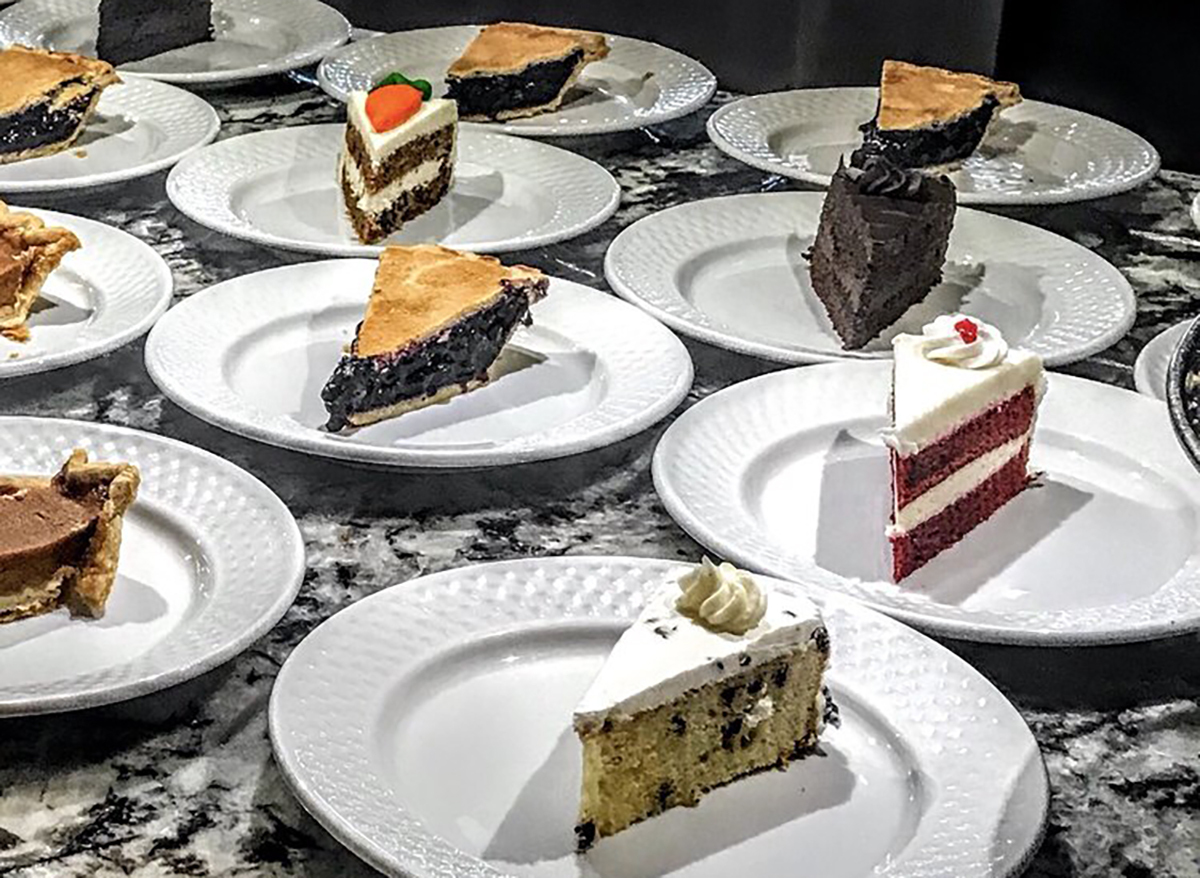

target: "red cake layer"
[892,385,1036,509]
[890,441,1032,581]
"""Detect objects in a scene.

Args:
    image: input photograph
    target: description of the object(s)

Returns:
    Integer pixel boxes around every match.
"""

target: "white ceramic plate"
[0,78,218,193]
[270,556,1047,878]
[653,362,1200,645]
[0,417,304,716]
[317,25,716,137]
[0,207,172,379]
[0,0,351,85]
[166,124,621,256]
[144,260,693,468]
[605,191,1135,366]
[708,89,1160,205]
[1135,320,1190,400]
[1192,193,1200,231]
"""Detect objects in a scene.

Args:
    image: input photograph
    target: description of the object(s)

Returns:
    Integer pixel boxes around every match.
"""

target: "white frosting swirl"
[676,557,767,635]
[918,314,1008,369]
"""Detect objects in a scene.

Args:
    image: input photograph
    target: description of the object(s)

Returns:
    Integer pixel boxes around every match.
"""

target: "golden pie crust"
[355,244,545,358]
[0,200,81,341]
[877,60,1021,131]
[0,450,140,624]
[447,22,609,77]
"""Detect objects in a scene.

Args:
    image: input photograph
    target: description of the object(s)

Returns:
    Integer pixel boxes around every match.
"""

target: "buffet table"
[1,78,1199,877]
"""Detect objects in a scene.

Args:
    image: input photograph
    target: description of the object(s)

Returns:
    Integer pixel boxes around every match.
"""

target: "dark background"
[326,0,1196,172]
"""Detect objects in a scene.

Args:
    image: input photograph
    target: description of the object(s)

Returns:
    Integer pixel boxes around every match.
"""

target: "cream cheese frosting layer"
[341,155,449,212]
[346,92,458,164]
[574,576,824,725]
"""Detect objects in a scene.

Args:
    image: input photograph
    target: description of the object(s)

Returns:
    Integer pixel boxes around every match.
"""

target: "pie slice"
[852,59,1022,169]
[97,0,214,66]
[0,200,82,343]
[445,22,610,121]
[321,244,549,431]
[0,450,140,624]
[0,45,120,165]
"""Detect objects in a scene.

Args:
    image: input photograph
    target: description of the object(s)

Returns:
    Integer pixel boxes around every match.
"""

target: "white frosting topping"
[676,557,767,635]
[346,91,457,164]
[573,572,824,725]
[919,315,1008,369]
[884,315,1044,455]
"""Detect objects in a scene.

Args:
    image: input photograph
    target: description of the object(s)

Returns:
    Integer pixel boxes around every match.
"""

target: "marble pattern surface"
[2,73,1200,878]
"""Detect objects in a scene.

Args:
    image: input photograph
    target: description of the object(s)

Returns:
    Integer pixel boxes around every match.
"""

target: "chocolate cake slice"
[0,46,120,165]
[322,245,548,431]
[445,22,609,121]
[807,158,956,349]
[96,0,214,66]
[852,60,1022,169]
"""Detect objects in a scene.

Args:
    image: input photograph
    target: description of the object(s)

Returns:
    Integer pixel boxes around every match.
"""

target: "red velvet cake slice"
[883,315,1045,580]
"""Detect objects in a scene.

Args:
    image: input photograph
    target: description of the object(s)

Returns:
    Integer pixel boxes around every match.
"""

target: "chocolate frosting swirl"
[856,157,925,197]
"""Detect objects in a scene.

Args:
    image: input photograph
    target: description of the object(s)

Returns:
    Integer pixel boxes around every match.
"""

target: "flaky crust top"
[447,22,609,77]
[878,59,1021,131]
[0,45,120,116]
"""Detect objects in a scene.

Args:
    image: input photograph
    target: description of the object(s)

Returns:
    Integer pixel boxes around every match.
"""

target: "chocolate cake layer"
[0,90,95,160]
[446,50,583,119]
[852,96,999,169]
[321,278,546,431]
[97,0,214,65]
[340,160,454,245]
[344,123,454,194]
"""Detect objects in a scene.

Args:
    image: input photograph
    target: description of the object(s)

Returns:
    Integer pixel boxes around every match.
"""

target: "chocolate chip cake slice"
[573,558,831,850]
[445,22,609,121]
[321,245,548,431]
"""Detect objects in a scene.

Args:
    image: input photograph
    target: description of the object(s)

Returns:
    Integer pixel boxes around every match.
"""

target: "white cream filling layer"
[888,429,1031,535]
[341,155,450,214]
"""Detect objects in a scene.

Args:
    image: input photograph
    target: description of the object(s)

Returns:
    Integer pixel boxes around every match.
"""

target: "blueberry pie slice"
[0,46,120,165]
[321,244,548,431]
[852,60,1022,169]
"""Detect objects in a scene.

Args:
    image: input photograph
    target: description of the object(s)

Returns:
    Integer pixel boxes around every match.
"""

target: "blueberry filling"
[446,50,584,118]
[851,95,1000,169]
[0,89,95,157]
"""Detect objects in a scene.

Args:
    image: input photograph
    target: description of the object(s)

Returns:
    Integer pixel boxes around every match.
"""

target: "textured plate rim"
[164,123,622,256]
[144,261,694,468]
[652,362,1200,646]
[1133,320,1190,400]
[0,78,220,193]
[0,207,173,380]
[604,191,1137,366]
[0,416,306,716]
[316,25,717,136]
[268,555,1048,878]
[706,89,1161,206]
[0,0,352,85]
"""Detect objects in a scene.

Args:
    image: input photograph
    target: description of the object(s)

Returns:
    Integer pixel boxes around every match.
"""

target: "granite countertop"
[2,76,1200,878]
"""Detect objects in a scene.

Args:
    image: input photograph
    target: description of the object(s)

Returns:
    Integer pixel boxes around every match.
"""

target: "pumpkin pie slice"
[0,200,82,342]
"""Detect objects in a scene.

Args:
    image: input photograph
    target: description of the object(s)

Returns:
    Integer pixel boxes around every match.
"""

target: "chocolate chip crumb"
[575,820,596,851]
[721,717,744,750]
[669,715,687,735]
[738,655,751,667]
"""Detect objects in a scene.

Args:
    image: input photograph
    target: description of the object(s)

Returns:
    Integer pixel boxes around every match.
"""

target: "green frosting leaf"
[373,72,433,101]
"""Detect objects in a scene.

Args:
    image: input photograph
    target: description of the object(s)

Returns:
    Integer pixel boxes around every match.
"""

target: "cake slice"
[321,244,548,431]
[573,558,831,850]
[445,22,610,121]
[0,46,120,165]
[339,75,458,245]
[884,315,1045,580]
[0,201,82,343]
[97,0,214,66]
[853,60,1022,169]
[0,450,140,624]
[807,157,956,349]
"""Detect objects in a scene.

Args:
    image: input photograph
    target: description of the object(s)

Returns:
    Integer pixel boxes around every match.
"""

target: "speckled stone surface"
[1,72,1199,878]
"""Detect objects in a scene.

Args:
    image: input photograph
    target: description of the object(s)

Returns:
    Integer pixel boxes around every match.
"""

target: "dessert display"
[808,157,956,349]
[96,0,215,66]
[0,46,121,165]
[852,60,1022,169]
[0,200,82,343]
[445,22,610,121]
[321,244,548,431]
[0,450,140,624]
[573,557,832,849]
[884,315,1045,580]
[339,73,458,245]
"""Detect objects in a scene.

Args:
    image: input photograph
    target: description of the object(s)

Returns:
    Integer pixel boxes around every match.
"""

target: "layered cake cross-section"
[321,244,548,431]
[339,75,458,245]
[853,60,1022,170]
[0,450,140,624]
[573,557,832,849]
[808,157,956,349]
[0,200,82,343]
[0,46,120,165]
[884,315,1045,581]
[446,22,609,121]
[96,0,214,66]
